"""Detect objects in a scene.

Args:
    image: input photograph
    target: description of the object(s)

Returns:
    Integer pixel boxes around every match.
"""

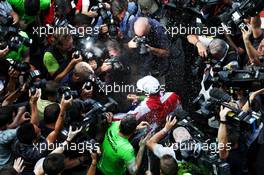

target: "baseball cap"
[137,75,160,94]
[138,0,159,15]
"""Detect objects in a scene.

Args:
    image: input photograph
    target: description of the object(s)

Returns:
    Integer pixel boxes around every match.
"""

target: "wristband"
[220,120,227,124]
[195,40,200,46]
[161,128,168,135]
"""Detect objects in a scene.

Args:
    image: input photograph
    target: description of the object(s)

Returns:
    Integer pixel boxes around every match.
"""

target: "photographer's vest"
[45,46,71,80]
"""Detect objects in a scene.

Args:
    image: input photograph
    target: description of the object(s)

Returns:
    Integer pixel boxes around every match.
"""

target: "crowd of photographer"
[0,0,264,175]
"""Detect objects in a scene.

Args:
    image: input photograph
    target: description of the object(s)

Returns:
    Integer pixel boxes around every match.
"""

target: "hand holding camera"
[60,94,73,112]
[66,126,83,142]
[29,88,41,105]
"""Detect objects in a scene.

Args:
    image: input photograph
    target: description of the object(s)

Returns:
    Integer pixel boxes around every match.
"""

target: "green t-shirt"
[43,51,60,74]
[98,121,135,175]
[7,0,50,24]
[6,31,29,61]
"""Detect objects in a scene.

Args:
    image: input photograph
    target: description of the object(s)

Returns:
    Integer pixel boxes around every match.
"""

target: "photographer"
[110,0,138,40]
[61,61,94,100]
[0,0,19,25]
[96,40,128,82]
[241,26,264,65]
[127,17,170,79]
[241,88,264,175]
[7,0,50,29]
[97,115,150,175]
[33,126,84,175]
[12,91,73,173]
[187,35,239,69]
[218,104,250,175]
[0,106,29,169]
[36,80,59,120]
[43,32,83,81]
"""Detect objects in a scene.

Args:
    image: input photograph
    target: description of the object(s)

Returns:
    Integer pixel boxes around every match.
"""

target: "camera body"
[134,36,149,55]
[104,56,124,71]
[58,86,79,100]
[212,0,264,31]
[91,0,110,24]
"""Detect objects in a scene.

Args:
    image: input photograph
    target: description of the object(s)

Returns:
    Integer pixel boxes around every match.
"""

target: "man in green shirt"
[43,32,82,81]
[7,0,50,27]
[98,115,150,175]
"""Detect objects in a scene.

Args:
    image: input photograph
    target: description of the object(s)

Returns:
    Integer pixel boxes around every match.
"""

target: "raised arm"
[46,95,73,144]
[147,116,177,151]
[218,106,231,160]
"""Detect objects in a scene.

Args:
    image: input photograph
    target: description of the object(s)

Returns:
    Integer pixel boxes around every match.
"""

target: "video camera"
[209,0,264,31]
[204,68,264,91]
[195,88,262,134]
[61,97,118,138]
[167,107,231,175]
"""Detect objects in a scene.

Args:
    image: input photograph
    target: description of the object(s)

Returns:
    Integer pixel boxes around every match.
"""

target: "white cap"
[173,127,192,143]
[136,75,160,94]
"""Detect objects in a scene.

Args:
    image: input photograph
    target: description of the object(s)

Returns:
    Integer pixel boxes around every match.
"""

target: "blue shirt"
[0,129,16,165]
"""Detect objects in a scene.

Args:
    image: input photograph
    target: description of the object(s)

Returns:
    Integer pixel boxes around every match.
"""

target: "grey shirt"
[0,129,16,165]
[0,1,13,18]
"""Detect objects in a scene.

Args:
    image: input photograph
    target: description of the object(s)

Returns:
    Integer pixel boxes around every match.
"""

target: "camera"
[104,56,124,71]
[29,79,47,96]
[166,107,231,175]
[91,0,110,24]
[134,36,149,55]
[73,50,94,61]
[58,86,79,100]
[8,60,30,72]
[60,98,118,140]
[0,15,13,26]
[108,18,118,39]
[209,0,264,31]
[195,88,262,134]
[0,34,32,52]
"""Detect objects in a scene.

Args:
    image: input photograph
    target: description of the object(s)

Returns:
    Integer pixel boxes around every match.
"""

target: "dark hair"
[160,155,178,175]
[111,0,128,17]
[73,14,93,26]
[0,167,17,175]
[17,123,37,144]
[24,0,40,16]
[0,106,15,128]
[44,103,60,124]
[42,81,59,100]
[119,115,137,136]
[43,153,65,175]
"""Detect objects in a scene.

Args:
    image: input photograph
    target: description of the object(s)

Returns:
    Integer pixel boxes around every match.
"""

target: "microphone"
[209,88,232,102]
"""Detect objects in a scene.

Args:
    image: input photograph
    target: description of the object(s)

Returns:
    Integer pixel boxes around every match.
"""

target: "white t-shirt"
[153,144,176,160]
